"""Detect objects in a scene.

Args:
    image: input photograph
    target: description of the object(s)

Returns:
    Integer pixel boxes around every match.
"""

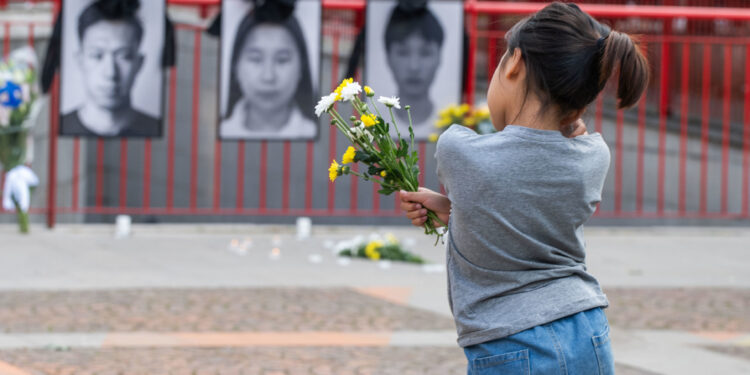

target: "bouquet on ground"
[430,103,494,142]
[0,47,42,233]
[338,233,425,264]
[316,79,445,243]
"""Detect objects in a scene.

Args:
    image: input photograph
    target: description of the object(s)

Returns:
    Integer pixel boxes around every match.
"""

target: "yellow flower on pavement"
[428,133,439,143]
[342,146,356,164]
[365,240,383,260]
[380,170,387,178]
[361,113,377,127]
[329,159,341,182]
[364,86,374,97]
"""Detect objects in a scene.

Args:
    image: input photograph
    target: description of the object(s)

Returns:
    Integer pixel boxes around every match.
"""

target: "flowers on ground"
[432,103,494,142]
[337,234,426,264]
[316,78,445,243]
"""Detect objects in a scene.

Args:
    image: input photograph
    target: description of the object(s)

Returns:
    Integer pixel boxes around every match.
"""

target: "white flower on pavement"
[315,93,337,117]
[340,81,362,102]
[377,96,401,109]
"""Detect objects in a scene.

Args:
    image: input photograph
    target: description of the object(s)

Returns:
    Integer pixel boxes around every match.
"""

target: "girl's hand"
[399,188,451,227]
[562,118,588,137]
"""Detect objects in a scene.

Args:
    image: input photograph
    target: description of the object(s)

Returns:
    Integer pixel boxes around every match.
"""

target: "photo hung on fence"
[365,0,464,140]
[219,0,321,141]
[59,0,165,138]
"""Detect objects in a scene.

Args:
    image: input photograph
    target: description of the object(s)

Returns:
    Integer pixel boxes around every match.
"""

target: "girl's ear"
[503,48,524,80]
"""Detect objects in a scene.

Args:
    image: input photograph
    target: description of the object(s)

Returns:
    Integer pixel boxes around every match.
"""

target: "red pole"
[282,141,291,212]
[46,75,59,228]
[213,141,222,210]
[259,141,267,212]
[143,139,152,209]
[742,44,750,218]
[236,142,245,210]
[72,138,79,210]
[167,67,177,210]
[657,41,669,215]
[95,139,104,208]
[700,44,712,215]
[119,139,128,208]
[636,43,647,215]
[465,0,478,105]
[328,32,340,213]
[305,141,314,212]
[679,43,690,215]
[720,44,731,214]
[615,106,623,214]
[189,31,202,211]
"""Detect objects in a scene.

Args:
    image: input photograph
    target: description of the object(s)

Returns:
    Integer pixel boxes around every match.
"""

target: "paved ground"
[0,224,749,374]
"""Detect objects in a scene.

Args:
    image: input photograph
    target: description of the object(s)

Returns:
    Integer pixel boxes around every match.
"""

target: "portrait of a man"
[365,0,463,140]
[219,0,321,141]
[60,0,165,137]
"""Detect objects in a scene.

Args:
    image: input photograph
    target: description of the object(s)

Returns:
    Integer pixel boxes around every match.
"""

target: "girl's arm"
[399,188,451,227]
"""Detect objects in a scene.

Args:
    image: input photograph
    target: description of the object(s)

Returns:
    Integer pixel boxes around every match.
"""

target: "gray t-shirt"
[436,125,611,347]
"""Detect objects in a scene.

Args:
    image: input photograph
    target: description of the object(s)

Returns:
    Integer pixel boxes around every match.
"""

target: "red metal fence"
[1,0,749,226]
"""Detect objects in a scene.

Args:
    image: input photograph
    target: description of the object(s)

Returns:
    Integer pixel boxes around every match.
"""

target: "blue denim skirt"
[463,307,614,375]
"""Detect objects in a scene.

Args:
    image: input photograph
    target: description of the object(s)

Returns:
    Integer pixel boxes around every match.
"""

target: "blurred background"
[1,0,749,374]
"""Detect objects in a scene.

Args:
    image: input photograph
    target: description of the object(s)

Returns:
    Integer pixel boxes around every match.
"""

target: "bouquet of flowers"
[0,47,42,233]
[429,103,495,142]
[316,79,445,243]
[338,233,425,264]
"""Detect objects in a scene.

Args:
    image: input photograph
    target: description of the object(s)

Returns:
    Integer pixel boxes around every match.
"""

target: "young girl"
[400,3,648,374]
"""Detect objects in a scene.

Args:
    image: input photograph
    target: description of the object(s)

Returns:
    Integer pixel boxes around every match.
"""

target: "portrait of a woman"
[365,0,463,140]
[219,0,318,141]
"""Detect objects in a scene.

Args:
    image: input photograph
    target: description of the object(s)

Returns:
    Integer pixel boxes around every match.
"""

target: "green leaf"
[378,187,395,196]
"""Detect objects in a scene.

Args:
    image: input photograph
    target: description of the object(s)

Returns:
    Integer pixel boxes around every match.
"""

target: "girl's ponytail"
[600,31,649,109]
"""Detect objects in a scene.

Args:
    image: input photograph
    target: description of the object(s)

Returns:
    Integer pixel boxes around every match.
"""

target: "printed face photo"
[219,0,321,141]
[59,0,165,138]
[366,0,464,140]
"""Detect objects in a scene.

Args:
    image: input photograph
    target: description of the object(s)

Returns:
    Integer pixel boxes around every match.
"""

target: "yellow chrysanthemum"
[334,78,354,101]
[342,146,356,164]
[435,116,452,128]
[361,113,377,127]
[464,116,478,127]
[364,86,374,96]
[328,160,340,182]
[380,170,387,178]
[365,240,383,260]
[428,133,439,143]
[458,104,470,116]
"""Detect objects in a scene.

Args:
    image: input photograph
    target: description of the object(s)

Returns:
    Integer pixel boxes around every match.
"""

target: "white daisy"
[377,96,401,109]
[340,81,362,101]
[315,93,337,117]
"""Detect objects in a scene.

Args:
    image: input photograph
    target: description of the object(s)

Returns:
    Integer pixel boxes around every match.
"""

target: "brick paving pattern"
[603,288,750,331]
[0,347,657,375]
[0,288,455,333]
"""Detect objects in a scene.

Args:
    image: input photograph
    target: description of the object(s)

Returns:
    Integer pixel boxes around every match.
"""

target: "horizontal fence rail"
[0,1,749,226]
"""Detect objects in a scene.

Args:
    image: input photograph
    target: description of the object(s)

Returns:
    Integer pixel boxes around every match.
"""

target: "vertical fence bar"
[635,43,647,215]
[742,44,750,217]
[119,139,128,208]
[72,139,79,210]
[465,0,478,104]
[95,139,104,208]
[350,163,358,213]
[189,31,202,211]
[143,139,151,209]
[3,23,9,58]
[700,44,711,215]
[657,40,669,214]
[418,141,426,187]
[595,95,603,135]
[282,141,291,212]
[615,106,623,214]
[259,141,268,212]
[487,36,496,84]
[679,42,690,214]
[305,141,313,212]
[236,142,245,210]
[328,32,340,213]
[720,44,731,214]
[27,23,33,46]
[46,75,59,227]
[167,67,177,210]
[213,141,221,210]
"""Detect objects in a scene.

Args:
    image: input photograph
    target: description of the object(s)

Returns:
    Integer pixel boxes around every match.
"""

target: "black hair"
[504,2,649,119]
[384,5,444,51]
[77,0,144,44]
[224,10,315,121]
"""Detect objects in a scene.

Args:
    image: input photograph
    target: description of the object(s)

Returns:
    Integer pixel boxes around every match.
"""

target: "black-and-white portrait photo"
[219,0,320,141]
[59,0,165,138]
[365,0,463,140]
